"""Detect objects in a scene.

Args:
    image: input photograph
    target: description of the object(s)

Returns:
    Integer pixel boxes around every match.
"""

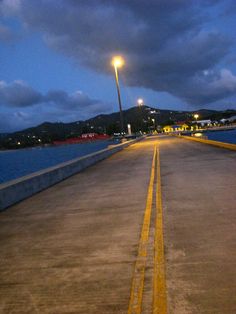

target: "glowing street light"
[194,114,199,121]
[136,98,144,133]
[137,98,144,107]
[111,56,124,69]
[111,56,125,135]
[151,118,155,132]
[193,114,199,130]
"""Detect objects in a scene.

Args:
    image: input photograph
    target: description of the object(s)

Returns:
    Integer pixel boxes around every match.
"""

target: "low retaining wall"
[0,138,142,211]
[178,135,236,151]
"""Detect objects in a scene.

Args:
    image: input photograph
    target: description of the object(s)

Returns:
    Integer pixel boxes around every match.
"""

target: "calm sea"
[0,140,116,184]
[204,128,236,144]
[1,131,235,185]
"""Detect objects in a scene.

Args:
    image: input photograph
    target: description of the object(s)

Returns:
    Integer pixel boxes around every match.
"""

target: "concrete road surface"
[0,136,235,313]
[159,136,236,314]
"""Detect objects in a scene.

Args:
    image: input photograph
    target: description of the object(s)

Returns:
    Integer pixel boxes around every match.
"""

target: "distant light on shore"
[194,133,203,137]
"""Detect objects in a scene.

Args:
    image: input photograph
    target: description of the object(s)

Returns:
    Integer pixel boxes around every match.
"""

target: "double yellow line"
[153,147,167,314]
[128,145,167,314]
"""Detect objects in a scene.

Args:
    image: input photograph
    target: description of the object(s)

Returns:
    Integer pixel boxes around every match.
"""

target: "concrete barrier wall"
[0,138,142,211]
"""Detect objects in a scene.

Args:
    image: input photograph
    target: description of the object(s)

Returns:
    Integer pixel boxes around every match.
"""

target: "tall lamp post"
[111,56,125,135]
[137,98,144,132]
[137,98,144,107]
[194,114,199,130]
[152,118,155,131]
[194,114,199,121]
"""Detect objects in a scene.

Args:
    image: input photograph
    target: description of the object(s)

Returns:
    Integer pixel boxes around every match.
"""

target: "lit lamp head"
[111,56,124,69]
[137,98,144,106]
[194,114,199,120]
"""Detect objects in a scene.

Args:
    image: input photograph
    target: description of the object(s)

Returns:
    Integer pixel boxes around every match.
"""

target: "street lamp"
[194,114,199,121]
[193,114,199,130]
[137,98,144,133]
[137,98,144,107]
[111,56,125,135]
[152,118,155,130]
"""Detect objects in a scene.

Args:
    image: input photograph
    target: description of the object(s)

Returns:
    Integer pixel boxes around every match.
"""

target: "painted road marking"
[153,145,167,314]
[128,145,157,314]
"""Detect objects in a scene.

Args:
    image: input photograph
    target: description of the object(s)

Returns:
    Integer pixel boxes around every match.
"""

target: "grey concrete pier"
[160,136,236,314]
[0,136,235,313]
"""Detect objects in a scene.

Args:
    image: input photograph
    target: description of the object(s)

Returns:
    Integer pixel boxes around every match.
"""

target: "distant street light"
[194,114,199,130]
[152,118,156,132]
[137,98,144,107]
[194,114,199,121]
[137,98,144,132]
[111,56,125,135]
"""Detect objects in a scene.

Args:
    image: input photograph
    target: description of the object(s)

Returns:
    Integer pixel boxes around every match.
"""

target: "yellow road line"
[153,145,167,314]
[128,145,157,314]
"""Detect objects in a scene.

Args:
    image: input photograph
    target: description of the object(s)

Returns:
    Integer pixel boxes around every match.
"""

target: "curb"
[0,137,144,211]
[177,135,236,151]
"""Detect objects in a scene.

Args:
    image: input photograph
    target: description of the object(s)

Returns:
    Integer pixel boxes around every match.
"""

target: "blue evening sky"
[0,1,236,132]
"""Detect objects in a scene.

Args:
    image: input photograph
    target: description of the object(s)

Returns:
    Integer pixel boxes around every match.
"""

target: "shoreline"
[194,125,236,133]
[182,127,236,145]
[0,138,114,153]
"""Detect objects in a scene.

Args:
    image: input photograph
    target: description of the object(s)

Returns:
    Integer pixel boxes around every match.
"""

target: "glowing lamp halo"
[137,98,144,106]
[111,56,125,68]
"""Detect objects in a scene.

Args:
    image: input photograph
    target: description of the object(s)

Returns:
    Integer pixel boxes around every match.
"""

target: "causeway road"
[0,136,235,313]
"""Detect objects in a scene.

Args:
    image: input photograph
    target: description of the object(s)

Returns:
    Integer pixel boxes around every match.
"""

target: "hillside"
[1,106,236,149]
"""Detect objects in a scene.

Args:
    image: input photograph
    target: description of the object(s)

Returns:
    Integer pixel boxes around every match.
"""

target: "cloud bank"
[0,80,109,111]
[1,0,236,109]
[0,80,42,107]
[1,0,235,105]
[0,80,111,132]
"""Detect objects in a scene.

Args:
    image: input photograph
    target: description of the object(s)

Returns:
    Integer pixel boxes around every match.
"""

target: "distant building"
[195,120,212,127]
[163,125,172,133]
[81,133,97,138]
[163,123,188,133]
[220,116,236,123]
[229,115,236,122]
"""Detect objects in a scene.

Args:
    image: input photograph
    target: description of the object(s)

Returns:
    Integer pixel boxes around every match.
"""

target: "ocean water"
[0,140,116,184]
[204,128,236,144]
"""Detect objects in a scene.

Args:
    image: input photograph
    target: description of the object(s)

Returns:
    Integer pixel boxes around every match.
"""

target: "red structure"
[53,133,110,145]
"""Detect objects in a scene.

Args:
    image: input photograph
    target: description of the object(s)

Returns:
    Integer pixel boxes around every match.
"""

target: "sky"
[0,0,236,132]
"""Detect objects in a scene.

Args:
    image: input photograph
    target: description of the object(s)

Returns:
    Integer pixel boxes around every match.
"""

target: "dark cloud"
[221,0,236,16]
[1,0,236,105]
[45,90,107,111]
[169,69,236,105]
[0,23,15,42]
[0,80,111,116]
[0,112,12,133]
[0,81,42,107]
[0,80,112,132]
